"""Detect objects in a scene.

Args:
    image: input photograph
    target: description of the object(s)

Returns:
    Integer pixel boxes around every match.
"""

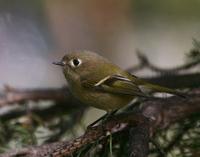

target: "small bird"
[53,50,184,113]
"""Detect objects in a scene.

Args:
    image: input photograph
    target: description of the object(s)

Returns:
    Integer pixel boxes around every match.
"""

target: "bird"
[53,50,184,115]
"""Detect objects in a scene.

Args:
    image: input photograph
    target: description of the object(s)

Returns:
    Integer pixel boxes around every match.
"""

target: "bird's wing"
[81,74,149,97]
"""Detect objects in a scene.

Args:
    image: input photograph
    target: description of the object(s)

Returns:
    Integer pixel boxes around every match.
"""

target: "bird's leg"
[87,110,118,129]
[87,113,108,129]
[103,109,118,122]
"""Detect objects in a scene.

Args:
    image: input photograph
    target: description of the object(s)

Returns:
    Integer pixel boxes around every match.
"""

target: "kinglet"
[53,51,184,112]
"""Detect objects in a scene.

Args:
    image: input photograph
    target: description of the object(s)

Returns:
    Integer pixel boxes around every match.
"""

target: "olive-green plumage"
[53,50,183,112]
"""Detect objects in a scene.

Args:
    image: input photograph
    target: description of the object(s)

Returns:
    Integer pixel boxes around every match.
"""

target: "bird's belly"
[73,89,133,112]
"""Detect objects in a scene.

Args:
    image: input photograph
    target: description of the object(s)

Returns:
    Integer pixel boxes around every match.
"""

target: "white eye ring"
[69,58,82,67]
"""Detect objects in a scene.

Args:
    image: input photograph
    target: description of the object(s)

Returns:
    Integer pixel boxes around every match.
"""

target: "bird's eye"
[69,58,82,67]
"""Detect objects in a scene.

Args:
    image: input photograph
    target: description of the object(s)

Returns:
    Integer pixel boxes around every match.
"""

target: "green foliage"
[0,120,36,153]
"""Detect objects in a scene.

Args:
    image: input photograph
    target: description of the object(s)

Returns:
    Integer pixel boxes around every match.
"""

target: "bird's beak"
[52,61,65,66]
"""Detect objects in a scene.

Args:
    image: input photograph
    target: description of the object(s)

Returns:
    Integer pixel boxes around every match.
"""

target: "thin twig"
[0,86,70,107]
[127,50,200,74]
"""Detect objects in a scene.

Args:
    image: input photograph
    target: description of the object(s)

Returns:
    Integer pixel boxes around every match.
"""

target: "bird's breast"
[71,85,133,111]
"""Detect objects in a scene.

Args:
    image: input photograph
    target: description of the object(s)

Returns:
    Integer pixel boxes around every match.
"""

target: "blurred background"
[0,0,200,125]
[1,0,200,88]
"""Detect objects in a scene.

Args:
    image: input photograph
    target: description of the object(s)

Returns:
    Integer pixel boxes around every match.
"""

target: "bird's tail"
[137,79,186,98]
